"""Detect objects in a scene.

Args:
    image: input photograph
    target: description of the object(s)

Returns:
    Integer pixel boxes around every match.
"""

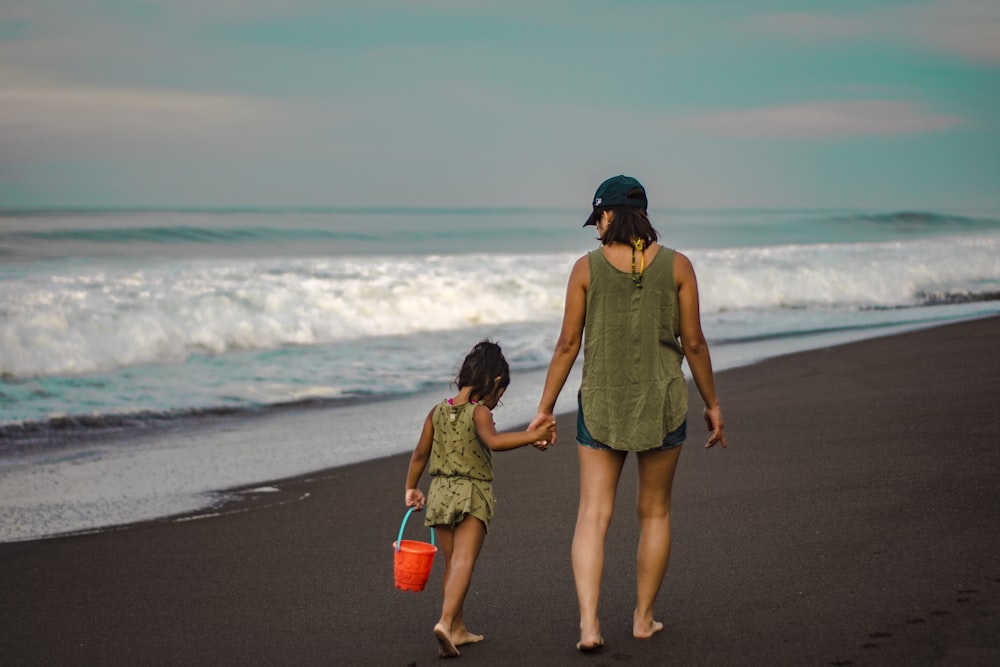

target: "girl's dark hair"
[456,339,510,402]
[600,188,659,247]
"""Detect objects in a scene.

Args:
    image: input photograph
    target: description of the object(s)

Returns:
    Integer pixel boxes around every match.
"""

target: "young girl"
[404,339,555,658]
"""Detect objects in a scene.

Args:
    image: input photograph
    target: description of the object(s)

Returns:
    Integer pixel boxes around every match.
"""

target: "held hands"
[703,405,726,449]
[527,411,557,450]
[405,487,426,510]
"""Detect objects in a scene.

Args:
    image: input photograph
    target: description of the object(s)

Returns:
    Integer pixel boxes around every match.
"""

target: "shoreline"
[2,316,998,665]
[4,307,993,437]
[2,312,998,544]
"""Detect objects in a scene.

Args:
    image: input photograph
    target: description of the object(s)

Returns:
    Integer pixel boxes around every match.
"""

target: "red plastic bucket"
[393,507,437,592]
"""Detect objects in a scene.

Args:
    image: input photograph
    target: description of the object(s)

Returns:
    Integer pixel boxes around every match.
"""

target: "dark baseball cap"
[583,175,648,226]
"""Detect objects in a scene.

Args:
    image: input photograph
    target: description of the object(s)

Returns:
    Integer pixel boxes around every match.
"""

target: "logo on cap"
[594,197,602,206]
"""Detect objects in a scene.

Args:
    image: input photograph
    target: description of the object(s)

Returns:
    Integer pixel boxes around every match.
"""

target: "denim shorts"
[576,392,686,451]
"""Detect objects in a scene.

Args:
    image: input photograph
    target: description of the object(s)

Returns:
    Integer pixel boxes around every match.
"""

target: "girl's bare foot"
[453,628,484,646]
[434,623,460,658]
[576,624,605,652]
[632,614,664,639]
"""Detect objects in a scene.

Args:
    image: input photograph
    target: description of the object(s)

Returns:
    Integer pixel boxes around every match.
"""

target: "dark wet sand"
[2,316,999,666]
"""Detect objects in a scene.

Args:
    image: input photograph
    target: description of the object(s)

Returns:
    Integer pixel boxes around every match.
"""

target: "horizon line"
[2,204,995,215]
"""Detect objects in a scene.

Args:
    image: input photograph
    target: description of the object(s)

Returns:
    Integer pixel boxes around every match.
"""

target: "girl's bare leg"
[633,446,682,638]
[434,524,457,655]
[572,445,627,650]
[434,517,487,657]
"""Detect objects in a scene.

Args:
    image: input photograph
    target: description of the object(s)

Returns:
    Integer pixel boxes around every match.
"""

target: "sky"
[1,0,998,210]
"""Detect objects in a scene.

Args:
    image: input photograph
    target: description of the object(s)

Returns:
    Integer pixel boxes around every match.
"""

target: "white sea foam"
[3,235,998,380]
[694,235,1000,312]
[0,253,574,379]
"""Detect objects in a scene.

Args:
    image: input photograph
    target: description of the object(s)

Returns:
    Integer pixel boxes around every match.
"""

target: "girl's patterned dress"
[423,400,496,532]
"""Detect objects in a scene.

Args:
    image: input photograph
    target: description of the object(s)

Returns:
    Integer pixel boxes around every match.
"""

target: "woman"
[529,174,726,652]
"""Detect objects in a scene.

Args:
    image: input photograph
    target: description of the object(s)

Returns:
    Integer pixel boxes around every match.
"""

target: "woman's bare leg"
[434,517,486,657]
[633,446,682,638]
[572,445,627,650]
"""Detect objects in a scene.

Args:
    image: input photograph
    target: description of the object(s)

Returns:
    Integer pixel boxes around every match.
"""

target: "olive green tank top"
[428,400,493,481]
[580,247,688,451]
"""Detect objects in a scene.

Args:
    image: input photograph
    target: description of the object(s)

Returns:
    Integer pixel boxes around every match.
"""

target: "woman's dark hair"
[456,339,510,402]
[599,188,658,247]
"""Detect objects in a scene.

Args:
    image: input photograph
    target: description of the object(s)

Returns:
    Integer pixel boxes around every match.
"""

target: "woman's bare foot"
[632,614,664,639]
[452,628,484,646]
[576,624,605,652]
[434,623,460,658]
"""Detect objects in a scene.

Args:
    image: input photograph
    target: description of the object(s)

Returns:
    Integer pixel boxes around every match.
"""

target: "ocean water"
[2,207,1000,541]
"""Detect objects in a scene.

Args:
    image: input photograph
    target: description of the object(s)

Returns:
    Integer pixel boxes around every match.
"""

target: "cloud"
[686,100,961,139]
[3,85,259,125]
[909,0,1000,64]
[745,12,871,39]
[0,72,284,160]
[750,0,1000,65]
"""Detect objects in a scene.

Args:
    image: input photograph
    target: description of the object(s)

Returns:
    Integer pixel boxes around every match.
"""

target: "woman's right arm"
[529,255,589,445]
[675,252,726,448]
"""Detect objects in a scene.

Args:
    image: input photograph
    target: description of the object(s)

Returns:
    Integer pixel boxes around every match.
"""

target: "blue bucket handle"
[396,506,436,552]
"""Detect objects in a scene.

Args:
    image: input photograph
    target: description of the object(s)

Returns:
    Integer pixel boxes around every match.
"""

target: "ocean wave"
[3,234,1000,380]
[0,208,584,262]
[0,253,573,379]
[915,290,1000,306]
[694,235,1000,312]
[0,392,406,446]
[4,209,997,252]
[0,405,249,444]
[4,225,381,245]
[830,210,1000,232]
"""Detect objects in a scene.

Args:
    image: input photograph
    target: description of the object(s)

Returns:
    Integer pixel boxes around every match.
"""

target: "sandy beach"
[2,316,998,666]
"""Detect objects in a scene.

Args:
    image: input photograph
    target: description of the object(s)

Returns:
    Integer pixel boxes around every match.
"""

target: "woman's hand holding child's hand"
[530,419,557,451]
[405,488,426,510]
